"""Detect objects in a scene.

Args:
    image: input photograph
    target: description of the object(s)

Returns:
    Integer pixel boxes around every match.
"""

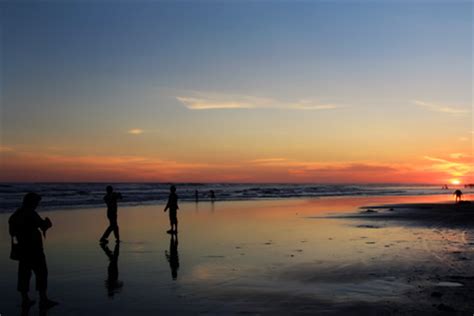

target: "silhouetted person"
[100,242,123,297]
[165,233,179,280]
[195,190,199,203]
[454,189,463,203]
[8,193,58,310]
[100,186,122,244]
[164,185,179,233]
[209,190,216,202]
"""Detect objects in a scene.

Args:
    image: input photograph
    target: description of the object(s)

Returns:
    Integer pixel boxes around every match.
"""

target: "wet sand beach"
[1,196,473,315]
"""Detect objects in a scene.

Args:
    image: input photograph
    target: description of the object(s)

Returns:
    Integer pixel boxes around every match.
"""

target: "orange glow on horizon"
[0,147,472,183]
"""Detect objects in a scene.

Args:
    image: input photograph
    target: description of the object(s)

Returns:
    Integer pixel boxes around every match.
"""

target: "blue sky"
[0,1,472,182]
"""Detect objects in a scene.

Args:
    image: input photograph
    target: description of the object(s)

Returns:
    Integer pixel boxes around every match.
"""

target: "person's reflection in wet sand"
[20,303,34,316]
[100,242,123,297]
[211,201,215,213]
[165,233,179,280]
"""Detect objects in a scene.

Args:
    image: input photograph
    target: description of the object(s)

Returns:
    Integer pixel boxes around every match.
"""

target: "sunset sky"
[0,1,472,183]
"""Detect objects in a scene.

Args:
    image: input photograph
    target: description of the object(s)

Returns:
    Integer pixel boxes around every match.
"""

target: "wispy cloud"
[176,92,342,111]
[424,155,472,177]
[288,101,340,110]
[128,128,144,135]
[412,100,470,115]
[248,158,289,164]
[0,150,238,182]
[449,153,465,159]
[0,146,14,153]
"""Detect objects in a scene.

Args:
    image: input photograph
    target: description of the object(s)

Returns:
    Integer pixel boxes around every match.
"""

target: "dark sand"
[1,196,473,315]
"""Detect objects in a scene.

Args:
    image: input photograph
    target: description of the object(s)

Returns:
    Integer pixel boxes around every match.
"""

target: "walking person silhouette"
[100,186,122,244]
[453,189,463,203]
[164,185,179,234]
[8,193,59,310]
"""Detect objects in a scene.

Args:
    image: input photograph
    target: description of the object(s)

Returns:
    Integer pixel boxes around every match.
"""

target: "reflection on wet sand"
[1,197,473,315]
[100,243,123,297]
[165,233,179,280]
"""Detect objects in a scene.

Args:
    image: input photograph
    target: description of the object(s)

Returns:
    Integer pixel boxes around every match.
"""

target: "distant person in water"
[165,233,179,280]
[453,189,463,203]
[195,190,199,203]
[8,193,58,309]
[164,185,179,233]
[100,186,122,244]
[209,190,216,202]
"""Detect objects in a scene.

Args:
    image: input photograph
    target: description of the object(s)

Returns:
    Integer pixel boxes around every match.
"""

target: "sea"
[0,183,472,213]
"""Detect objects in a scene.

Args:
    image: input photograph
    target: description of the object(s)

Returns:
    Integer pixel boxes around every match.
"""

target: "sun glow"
[450,179,461,185]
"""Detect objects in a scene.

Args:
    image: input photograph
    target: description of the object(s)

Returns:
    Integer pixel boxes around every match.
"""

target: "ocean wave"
[0,183,471,213]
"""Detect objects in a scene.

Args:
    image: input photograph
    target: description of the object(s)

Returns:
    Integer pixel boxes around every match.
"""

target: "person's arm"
[164,197,170,212]
[33,212,52,235]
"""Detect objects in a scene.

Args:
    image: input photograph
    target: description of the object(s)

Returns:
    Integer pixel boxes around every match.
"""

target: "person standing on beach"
[8,193,58,309]
[453,189,463,203]
[100,186,122,244]
[164,185,179,234]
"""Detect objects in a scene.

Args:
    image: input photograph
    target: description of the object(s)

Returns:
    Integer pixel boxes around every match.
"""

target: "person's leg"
[167,213,174,232]
[101,215,116,241]
[34,254,58,309]
[101,225,113,241]
[167,220,173,232]
[18,259,34,305]
[108,215,120,241]
[113,225,120,242]
[35,254,48,299]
